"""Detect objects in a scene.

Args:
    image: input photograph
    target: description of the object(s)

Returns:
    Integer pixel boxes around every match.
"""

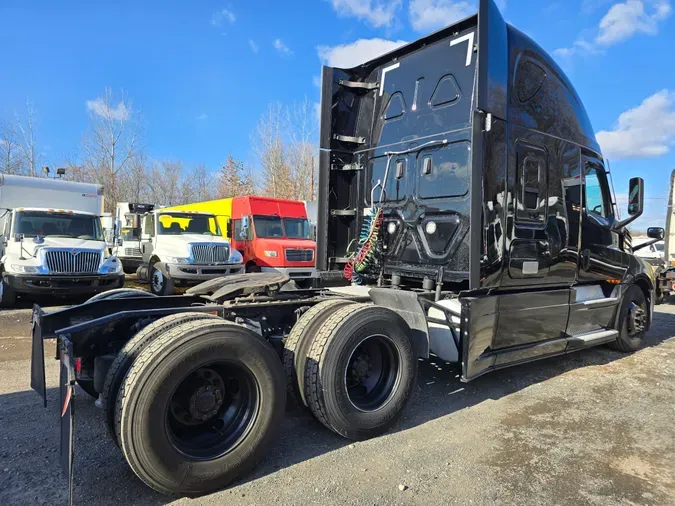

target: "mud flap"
[30,305,47,407]
[59,338,76,506]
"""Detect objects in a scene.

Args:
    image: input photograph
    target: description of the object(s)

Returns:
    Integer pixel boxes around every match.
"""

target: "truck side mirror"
[240,216,249,240]
[647,227,665,240]
[627,177,644,216]
[632,227,665,252]
[612,177,644,231]
[117,238,124,246]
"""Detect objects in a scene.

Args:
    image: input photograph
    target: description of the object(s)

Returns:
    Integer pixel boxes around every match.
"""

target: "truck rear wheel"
[283,299,356,407]
[609,284,648,352]
[304,304,417,440]
[0,275,17,308]
[102,312,221,444]
[115,319,285,496]
[150,263,174,296]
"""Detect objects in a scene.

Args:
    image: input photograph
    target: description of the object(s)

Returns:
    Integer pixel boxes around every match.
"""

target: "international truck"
[111,202,156,273]
[29,0,661,501]
[134,208,244,295]
[166,196,317,284]
[0,175,123,308]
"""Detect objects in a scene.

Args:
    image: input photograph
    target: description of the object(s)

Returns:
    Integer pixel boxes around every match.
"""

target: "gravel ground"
[0,301,674,506]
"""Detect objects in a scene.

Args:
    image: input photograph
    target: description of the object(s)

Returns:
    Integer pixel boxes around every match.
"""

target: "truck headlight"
[10,264,39,274]
[228,249,243,263]
[164,256,190,264]
[263,250,278,258]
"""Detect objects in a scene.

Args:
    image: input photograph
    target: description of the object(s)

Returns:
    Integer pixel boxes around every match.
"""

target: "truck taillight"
[75,357,82,374]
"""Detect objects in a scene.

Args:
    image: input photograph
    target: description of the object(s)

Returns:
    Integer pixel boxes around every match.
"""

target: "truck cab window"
[584,165,610,219]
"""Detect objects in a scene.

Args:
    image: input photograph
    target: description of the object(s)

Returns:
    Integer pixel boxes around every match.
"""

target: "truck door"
[577,155,626,282]
[140,213,155,263]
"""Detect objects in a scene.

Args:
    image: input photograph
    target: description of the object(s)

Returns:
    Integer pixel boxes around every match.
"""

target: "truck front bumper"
[260,266,317,279]
[167,263,244,282]
[3,272,124,296]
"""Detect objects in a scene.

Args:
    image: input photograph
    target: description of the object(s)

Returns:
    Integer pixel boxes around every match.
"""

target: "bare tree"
[119,153,151,203]
[82,88,140,211]
[15,100,38,176]
[217,155,255,198]
[0,120,23,175]
[251,99,318,201]
[188,164,217,202]
[148,160,184,206]
[252,103,293,199]
[286,98,317,201]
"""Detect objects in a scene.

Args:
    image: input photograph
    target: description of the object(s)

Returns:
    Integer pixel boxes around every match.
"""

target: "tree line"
[0,89,317,212]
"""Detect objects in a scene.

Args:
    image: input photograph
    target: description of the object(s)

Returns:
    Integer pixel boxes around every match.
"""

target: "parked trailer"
[31,0,659,503]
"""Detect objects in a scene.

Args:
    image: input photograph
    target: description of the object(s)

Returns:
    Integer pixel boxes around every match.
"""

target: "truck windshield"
[253,216,284,238]
[283,218,311,239]
[157,213,221,236]
[14,211,104,241]
[655,243,664,252]
[121,227,140,240]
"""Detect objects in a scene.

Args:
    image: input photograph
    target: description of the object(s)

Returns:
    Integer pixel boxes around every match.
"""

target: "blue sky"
[0,0,673,228]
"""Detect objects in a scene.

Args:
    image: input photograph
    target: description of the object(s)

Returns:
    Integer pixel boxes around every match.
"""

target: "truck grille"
[285,248,314,262]
[45,250,101,274]
[191,244,230,264]
[124,247,142,256]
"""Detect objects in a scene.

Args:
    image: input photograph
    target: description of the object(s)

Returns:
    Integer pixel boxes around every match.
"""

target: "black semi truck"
[30,0,662,501]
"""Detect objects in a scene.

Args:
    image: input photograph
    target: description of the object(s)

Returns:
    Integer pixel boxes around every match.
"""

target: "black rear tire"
[304,304,417,440]
[115,319,285,496]
[609,284,648,352]
[283,299,356,408]
[102,312,221,445]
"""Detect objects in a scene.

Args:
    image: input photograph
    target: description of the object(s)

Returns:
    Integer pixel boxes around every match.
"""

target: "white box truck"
[111,202,156,273]
[0,174,124,307]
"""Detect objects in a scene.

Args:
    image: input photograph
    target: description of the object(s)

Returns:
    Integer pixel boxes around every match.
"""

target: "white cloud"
[596,0,671,45]
[318,38,407,68]
[85,98,130,121]
[312,75,322,87]
[596,90,675,160]
[329,0,401,28]
[249,39,259,54]
[196,113,208,121]
[409,0,473,32]
[211,8,236,26]
[555,1,671,57]
[273,39,293,56]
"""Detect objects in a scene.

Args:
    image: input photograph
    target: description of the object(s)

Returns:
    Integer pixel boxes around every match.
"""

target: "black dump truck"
[30,0,663,501]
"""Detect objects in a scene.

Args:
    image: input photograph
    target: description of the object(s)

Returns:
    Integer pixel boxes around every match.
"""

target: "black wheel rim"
[345,334,400,412]
[166,362,259,460]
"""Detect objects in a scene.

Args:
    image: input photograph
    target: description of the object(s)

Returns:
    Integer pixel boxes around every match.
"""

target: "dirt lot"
[0,299,674,506]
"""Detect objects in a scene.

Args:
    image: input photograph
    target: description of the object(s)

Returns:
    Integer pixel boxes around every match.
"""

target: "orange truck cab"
[232,197,316,282]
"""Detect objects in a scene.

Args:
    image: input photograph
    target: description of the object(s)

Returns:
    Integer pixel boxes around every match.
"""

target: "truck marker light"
[606,279,621,285]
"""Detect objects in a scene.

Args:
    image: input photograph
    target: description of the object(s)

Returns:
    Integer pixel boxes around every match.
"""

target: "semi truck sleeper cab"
[30,0,660,501]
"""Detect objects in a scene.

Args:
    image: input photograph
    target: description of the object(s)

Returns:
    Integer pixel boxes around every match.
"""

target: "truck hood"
[15,237,106,256]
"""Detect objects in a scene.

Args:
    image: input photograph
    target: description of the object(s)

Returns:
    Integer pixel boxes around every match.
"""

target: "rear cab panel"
[317,15,479,286]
